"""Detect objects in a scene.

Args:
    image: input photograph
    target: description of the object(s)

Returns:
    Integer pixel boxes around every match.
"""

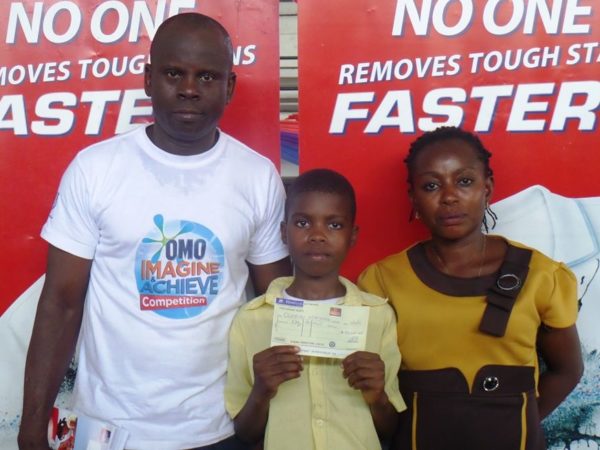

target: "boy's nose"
[308,227,327,242]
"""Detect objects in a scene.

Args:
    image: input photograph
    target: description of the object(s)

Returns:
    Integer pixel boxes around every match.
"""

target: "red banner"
[298,2,600,448]
[298,0,599,279]
[0,0,280,315]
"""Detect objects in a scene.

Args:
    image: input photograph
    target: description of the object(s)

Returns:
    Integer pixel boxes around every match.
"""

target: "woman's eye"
[423,182,438,192]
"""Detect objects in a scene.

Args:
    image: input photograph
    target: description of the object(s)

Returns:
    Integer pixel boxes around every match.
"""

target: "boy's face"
[281,191,357,281]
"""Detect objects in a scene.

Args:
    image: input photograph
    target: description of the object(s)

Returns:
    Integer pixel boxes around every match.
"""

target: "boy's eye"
[328,222,343,230]
[294,219,309,228]
[166,69,180,78]
[458,177,473,186]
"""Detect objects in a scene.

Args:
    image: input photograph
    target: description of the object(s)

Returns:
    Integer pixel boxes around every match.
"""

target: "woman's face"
[409,138,493,242]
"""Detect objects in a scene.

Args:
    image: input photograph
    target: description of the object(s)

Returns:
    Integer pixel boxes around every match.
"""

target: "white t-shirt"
[41,125,288,449]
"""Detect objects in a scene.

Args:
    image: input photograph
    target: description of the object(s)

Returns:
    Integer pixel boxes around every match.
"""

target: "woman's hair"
[404,126,493,185]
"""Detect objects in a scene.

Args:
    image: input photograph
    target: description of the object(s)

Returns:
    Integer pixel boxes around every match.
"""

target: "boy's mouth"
[306,252,329,261]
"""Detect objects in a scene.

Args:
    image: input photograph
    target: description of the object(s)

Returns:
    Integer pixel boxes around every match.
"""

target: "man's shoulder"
[220,131,277,169]
[76,126,143,164]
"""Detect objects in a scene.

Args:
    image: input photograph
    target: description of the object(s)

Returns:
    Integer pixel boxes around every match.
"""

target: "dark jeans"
[189,435,253,450]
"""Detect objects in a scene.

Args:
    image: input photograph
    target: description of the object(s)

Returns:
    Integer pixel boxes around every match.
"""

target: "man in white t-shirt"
[18,13,290,450]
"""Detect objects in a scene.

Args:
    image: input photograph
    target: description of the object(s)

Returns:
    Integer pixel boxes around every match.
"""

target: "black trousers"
[189,434,252,450]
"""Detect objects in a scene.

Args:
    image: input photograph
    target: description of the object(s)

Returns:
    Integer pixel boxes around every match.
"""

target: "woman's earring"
[482,202,498,233]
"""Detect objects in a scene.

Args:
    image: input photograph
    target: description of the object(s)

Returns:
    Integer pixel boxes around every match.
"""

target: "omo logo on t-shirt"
[135,214,225,319]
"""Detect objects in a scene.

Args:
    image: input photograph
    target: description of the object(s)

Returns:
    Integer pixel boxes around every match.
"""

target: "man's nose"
[178,75,200,99]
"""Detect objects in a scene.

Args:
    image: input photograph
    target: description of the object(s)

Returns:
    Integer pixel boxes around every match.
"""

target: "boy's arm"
[342,351,399,438]
[233,346,303,443]
[536,324,583,419]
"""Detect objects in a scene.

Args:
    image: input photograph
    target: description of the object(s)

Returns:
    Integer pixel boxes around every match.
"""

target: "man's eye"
[166,69,180,78]
[199,73,215,81]
[458,178,473,186]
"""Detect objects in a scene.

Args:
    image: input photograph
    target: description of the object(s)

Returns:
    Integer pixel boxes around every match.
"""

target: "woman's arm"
[536,324,583,419]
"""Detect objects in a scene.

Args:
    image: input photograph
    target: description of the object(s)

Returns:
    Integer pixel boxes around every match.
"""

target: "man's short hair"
[150,13,233,68]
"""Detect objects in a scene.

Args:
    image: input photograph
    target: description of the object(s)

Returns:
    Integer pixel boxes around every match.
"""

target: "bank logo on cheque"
[135,214,225,319]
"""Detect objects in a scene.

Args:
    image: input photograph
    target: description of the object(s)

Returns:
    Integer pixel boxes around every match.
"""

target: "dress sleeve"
[539,262,578,329]
[379,304,406,413]
[357,263,387,298]
[225,312,254,418]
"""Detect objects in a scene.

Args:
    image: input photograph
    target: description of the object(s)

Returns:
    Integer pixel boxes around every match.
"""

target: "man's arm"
[18,245,92,450]
[537,324,583,419]
[247,257,292,295]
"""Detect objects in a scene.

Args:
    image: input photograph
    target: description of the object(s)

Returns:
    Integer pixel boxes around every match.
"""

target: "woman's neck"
[427,233,488,278]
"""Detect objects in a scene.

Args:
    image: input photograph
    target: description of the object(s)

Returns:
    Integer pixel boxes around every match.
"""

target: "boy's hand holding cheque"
[252,345,304,400]
[343,351,398,437]
[343,351,386,405]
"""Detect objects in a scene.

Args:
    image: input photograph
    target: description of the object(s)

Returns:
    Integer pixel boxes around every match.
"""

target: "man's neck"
[146,125,219,156]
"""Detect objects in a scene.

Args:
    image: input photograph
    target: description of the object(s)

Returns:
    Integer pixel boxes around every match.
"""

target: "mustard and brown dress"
[359,239,577,450]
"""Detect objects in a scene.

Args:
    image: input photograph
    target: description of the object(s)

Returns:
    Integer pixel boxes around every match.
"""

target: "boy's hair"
[404,126,493,186]
[285,169,356,222]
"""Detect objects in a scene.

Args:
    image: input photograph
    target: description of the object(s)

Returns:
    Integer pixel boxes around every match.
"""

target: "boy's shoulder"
[341,277,389,307]
[236,277,295,318]
[356,289,389,307]
[236,295,270,317]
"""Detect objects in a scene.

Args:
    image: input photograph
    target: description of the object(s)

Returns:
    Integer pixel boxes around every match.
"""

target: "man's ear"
[226,72,237,104]
[144,63,152,97]
[280,221,287,245]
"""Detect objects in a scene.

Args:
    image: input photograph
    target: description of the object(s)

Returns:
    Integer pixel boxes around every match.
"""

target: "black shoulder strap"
[479,245,533,337]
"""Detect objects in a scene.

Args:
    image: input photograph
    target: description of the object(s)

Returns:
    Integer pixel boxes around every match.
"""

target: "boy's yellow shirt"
[225,276,405,450]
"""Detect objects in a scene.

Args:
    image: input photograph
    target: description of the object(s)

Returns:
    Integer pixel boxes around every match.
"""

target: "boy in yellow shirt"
[225,168,405,450]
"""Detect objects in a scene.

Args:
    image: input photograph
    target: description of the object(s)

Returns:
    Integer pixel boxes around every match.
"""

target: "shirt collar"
[246,276,387,310]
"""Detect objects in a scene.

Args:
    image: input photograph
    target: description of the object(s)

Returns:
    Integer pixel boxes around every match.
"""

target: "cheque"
[270,298,370,358]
